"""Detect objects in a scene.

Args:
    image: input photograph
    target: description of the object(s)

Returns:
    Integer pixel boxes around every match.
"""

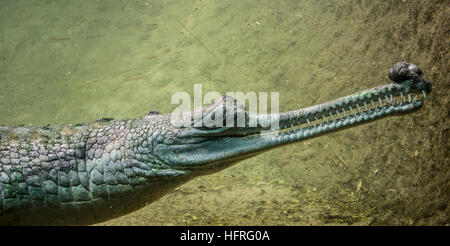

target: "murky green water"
[0,0,447,225]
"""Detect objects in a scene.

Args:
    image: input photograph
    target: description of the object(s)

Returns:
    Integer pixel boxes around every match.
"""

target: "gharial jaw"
[154,62,432,174]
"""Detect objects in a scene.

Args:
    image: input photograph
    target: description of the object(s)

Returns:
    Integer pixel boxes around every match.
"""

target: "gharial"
[0,62,432,225]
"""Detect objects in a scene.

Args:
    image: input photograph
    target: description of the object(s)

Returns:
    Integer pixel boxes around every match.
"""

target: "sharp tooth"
[306,118,311,126]
[408,93,412,102]
[371,99,376,108]
[385,94,393,104]
[314,116,319,126]
[363,102,368,111]
[356,103,361,112]
[342,108,347,116]
[349,106,354,114]
[322,114,327,123]
[413,94,418,102]
[378,97,383,106]
[329,112,334,120]
[422,90,427,99]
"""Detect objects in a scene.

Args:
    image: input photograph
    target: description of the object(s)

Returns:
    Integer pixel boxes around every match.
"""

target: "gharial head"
[148,62,432,176]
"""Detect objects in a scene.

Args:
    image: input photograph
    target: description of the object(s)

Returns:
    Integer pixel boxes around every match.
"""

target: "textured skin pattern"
[0,116,189,225]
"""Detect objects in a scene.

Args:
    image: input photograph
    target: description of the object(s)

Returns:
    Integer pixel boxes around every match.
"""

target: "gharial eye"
[148,110,161,115]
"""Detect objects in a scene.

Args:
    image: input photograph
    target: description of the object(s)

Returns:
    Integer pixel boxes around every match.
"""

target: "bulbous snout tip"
[388,62,420,82]
[388,61,432,93]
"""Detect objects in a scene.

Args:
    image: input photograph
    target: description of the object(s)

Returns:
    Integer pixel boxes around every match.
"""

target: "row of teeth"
[265,90,427,135]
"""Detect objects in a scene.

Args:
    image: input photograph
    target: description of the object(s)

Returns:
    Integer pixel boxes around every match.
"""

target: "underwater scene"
[0,0,448,225]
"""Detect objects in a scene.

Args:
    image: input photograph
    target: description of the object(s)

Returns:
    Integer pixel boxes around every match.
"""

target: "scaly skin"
[0,117,194,225]
[0,62,432,225]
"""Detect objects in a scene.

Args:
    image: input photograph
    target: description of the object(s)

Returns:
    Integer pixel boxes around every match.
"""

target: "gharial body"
[0,62,432,225]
